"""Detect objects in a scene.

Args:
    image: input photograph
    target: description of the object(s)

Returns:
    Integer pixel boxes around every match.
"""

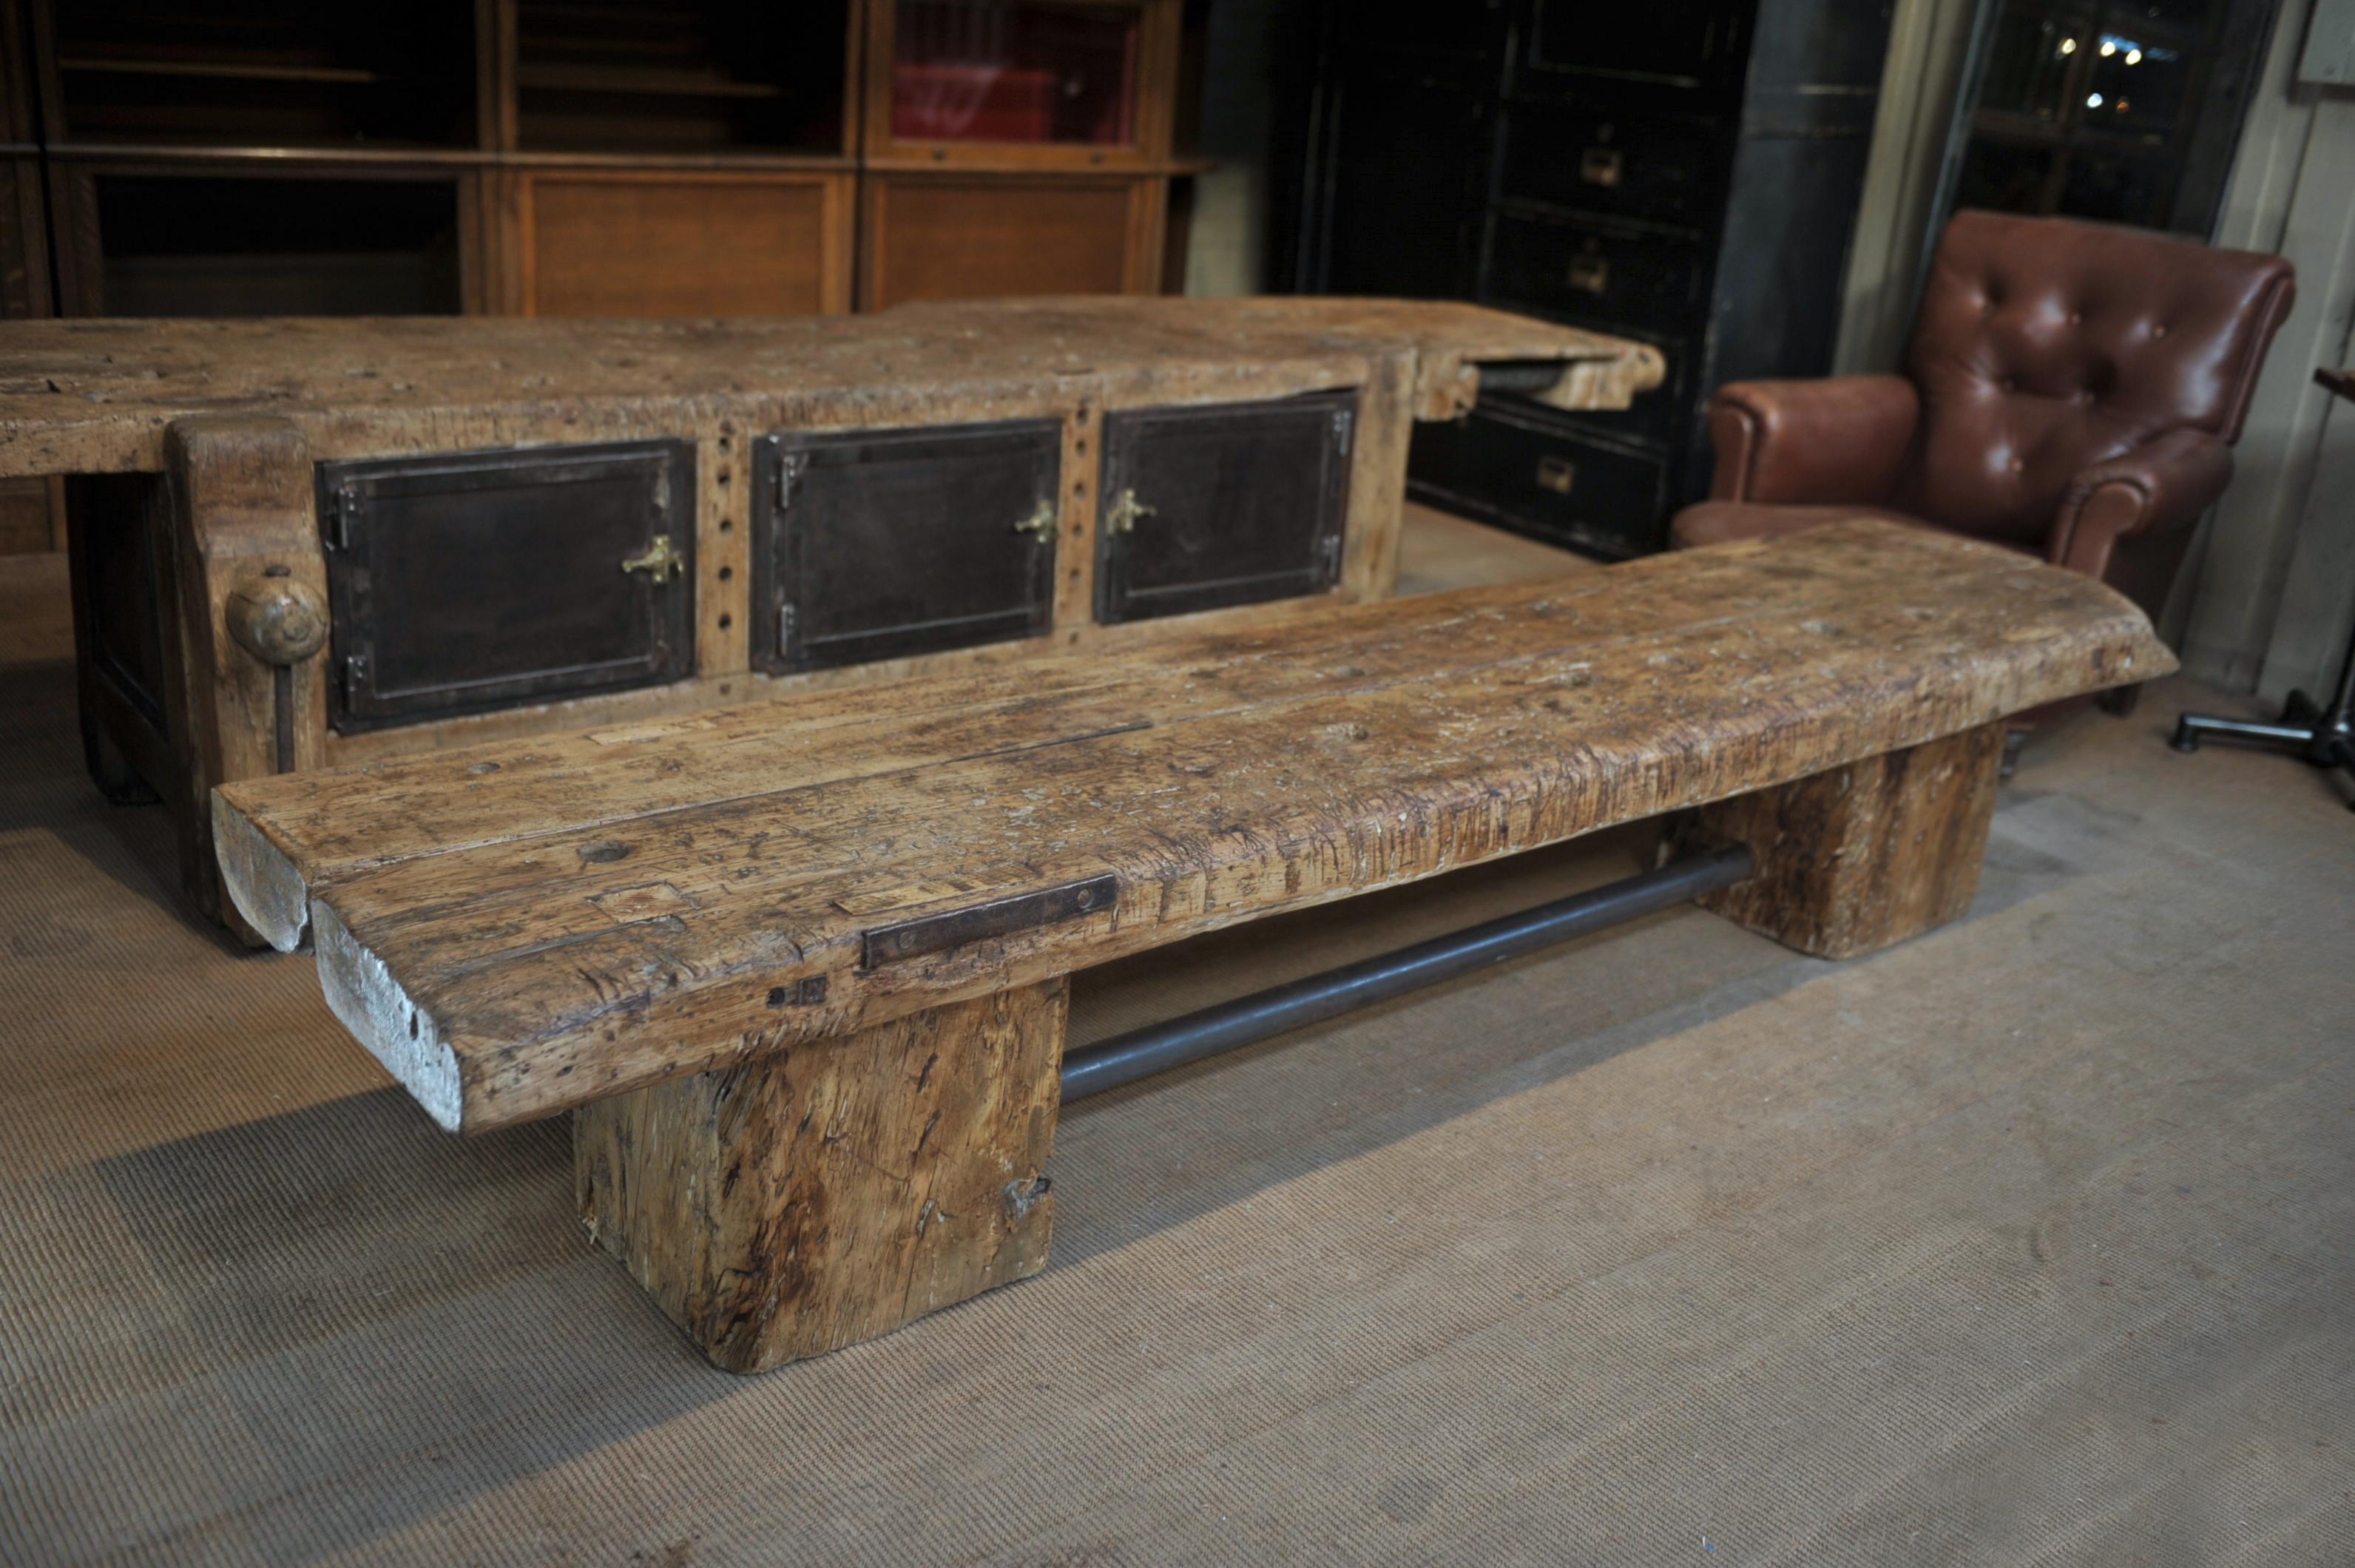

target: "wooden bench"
[212,521,2172,1372]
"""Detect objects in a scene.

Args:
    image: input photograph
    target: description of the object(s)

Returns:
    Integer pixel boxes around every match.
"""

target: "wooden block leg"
[575,979,1068,1373]
[1683,722,2006,959]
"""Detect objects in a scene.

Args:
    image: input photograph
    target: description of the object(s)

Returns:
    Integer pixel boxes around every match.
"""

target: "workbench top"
[0,297,1665,476]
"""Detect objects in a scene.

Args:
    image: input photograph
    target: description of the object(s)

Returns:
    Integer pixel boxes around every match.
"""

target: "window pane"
[2058,149,2175,226]
[1979,6,2093,121]
[1954,139,2057,213]
[2080,32,2191,132]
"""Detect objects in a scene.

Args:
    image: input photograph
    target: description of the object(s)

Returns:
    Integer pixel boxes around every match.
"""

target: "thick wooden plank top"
[214,521,2172,1134]
[0,297,1663,475]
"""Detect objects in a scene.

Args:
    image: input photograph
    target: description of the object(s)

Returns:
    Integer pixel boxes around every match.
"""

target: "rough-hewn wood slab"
[214,521,2173,1134]
[0,298,1662,476]
[576,978,1067,1373]
[1682,723,2008,959]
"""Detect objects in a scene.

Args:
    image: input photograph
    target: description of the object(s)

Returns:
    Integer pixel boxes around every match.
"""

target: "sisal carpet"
[1,517,2351,1564]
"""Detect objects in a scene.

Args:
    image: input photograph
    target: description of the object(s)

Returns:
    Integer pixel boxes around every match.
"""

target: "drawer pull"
[1580,146,1623,188]
[1535,456,1576,496]
[1105,488,1157,535]
[620,533,686,584]
[1566,254,1610,295]
[1012,498,1056,538]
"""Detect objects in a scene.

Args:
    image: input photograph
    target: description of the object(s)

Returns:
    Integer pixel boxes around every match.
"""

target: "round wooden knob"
[225,575,328,666]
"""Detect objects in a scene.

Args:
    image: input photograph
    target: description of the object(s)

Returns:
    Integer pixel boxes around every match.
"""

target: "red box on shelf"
[893,64,1057,143]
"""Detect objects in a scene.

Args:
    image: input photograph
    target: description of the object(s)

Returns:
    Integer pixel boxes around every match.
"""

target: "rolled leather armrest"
[2049,428,2234,585]
[1706,375,1920,504]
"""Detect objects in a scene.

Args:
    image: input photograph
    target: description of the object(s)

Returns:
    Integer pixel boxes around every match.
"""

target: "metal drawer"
[1497,103,1723,229]
[1409,405,1670,560]
[317,439,695,733]
[1486,211,1708,337]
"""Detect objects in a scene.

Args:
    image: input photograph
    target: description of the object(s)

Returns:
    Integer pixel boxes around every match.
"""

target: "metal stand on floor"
[2171,621,2355,811]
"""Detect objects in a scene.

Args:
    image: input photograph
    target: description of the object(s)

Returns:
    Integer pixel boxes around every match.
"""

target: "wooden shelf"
[516,64,785,99]
[27,0,1189,322]
[58,57,384,86]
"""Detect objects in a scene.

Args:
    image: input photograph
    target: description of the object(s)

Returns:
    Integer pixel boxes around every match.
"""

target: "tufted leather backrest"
[1894,210,2295,544]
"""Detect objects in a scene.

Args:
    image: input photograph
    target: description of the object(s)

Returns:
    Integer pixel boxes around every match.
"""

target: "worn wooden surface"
[216,521,2172,1135]
[576,979,1067,1373]
[31,298,1660,928]
[0,298,1662,477]
[1683,723,2007,959]
[163,416,331,934]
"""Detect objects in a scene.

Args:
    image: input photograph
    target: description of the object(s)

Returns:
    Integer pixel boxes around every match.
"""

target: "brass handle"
[1105,488,1157,535]
[1012,499,1055,538]
[621,533,684,584]
[1535,456,1575,496]
[1579,146,1623,188]
[1566,254,1609,294]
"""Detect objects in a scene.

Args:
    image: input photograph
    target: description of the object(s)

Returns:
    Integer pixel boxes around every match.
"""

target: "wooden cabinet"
[510,169,850,317]
[1095,392,1353,624]
[315,441,697,731]
[751,419,1060,673]
[18,1,1190,326]
[861,173,1158,308]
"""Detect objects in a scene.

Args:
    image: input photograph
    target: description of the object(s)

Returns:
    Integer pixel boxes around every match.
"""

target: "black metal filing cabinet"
[1291,0,1895,560]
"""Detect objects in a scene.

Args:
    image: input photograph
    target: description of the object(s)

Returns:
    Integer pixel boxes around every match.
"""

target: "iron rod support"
[1060,845,1757,1102]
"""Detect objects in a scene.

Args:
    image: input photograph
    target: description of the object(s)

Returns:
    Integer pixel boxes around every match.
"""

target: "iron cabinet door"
[317,439,695,733]
[1095,391,1354,624]
[751,419,1060,675]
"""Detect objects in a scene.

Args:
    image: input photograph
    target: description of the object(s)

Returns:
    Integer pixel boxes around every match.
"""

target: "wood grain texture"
[0,297,1660,477]
[1683,722,2007,959]
[27,298,1658,928]
[518,171,851,318]
[575,978,1067,1373]
[215,521,2174,1133]
[858,175,1152,309]
[164,416,331,933]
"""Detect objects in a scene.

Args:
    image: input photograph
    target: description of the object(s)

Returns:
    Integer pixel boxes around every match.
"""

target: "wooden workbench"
[0,298,1663,933]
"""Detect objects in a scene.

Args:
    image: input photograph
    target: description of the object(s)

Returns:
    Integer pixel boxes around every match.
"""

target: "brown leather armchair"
[1672,212,2296,649]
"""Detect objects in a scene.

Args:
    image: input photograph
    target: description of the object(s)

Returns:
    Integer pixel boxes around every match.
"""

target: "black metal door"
[1095,391,1354,625]
[316,439,695,732]
[751,419,1061,675]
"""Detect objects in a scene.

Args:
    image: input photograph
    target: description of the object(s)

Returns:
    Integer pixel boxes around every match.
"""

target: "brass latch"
[621,533,684,584]
[1105,488,1157,535]
[1579,146,1623,188]
[1566,253,1610,295]
[1012,499,1055,538]
[1535,456,1575,496]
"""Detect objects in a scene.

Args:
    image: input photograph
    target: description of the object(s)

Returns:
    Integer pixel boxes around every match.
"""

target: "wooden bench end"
[211,792,311,953]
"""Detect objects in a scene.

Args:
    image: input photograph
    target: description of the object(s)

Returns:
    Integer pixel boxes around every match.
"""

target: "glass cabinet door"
[890,1,1144,148]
